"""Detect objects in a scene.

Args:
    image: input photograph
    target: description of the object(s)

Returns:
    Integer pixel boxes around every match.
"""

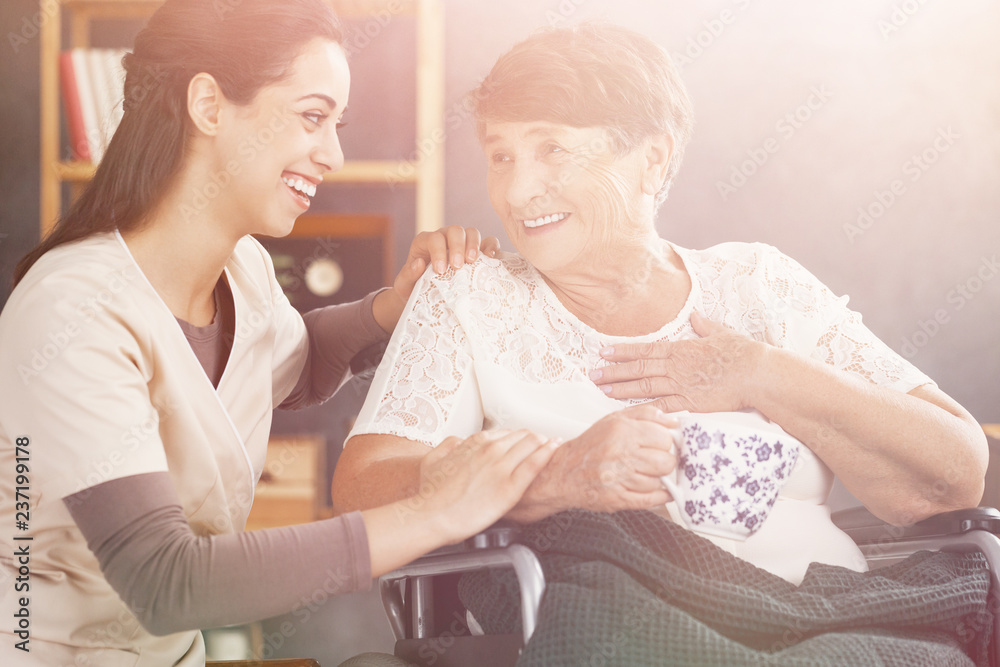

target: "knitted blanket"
[459,510,994,666]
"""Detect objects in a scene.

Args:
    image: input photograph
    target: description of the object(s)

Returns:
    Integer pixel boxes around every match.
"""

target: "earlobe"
[187,72,223,136]
[641,134,675,196]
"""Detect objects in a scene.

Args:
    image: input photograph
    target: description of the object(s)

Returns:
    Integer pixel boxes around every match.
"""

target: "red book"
[59,51,91,163]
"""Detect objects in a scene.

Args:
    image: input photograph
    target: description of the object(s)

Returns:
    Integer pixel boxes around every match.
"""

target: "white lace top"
[350,241,933,583]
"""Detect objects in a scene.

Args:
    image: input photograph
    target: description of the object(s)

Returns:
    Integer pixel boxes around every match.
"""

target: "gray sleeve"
[279,290,388,410]
[64,472,372,636]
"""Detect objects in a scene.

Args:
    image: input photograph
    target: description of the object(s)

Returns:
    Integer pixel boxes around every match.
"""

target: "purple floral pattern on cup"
[662,414,800,540]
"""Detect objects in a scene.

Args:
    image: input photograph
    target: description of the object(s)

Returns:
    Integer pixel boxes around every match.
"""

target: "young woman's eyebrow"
[297,93,337,110]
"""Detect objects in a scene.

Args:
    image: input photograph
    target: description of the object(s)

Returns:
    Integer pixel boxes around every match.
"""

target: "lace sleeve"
[758,245,933,392]
[349,268,484,446]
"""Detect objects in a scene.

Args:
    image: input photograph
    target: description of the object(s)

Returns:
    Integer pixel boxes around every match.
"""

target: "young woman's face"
[215,38,350,239]
[481,121,649,276]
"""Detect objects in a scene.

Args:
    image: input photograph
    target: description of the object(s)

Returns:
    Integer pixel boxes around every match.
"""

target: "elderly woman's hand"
[507,406,678,522]
[591,312,768,414]
[372,226,501,333]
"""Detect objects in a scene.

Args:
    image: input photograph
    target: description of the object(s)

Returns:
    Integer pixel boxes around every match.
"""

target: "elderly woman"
[332,23,987,584]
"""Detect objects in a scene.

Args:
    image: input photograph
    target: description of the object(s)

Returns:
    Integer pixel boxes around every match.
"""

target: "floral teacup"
[661,410,800,540]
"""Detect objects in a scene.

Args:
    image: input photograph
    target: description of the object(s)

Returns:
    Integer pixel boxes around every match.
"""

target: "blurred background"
[3,0,997,420]
[1,0,998,663]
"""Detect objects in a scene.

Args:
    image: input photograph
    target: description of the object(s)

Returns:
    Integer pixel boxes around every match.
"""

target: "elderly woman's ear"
[640,133,675,196]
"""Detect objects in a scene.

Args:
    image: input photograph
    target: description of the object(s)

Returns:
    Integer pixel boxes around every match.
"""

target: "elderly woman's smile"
[522,212,569,229]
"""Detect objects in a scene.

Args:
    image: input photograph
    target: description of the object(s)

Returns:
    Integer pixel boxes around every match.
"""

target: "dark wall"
[0,0,42,305]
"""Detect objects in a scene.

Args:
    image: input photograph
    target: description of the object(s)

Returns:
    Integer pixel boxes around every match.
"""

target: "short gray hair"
[471,21,694,207]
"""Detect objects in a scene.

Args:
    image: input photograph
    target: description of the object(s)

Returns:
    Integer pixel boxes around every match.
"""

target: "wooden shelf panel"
[325,160,418,184]
[59,0,417,19]
[61,0,159,10]
[245,435,325,532]
[333,0,418,18]
[53,159,418,184]
[62,0,160,5]
[284,213,389,239]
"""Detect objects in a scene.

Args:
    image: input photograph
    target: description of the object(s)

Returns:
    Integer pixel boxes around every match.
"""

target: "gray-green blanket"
[459,510,994,666]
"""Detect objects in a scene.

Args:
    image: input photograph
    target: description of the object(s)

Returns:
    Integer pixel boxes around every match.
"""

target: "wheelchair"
[375,506,1000,667]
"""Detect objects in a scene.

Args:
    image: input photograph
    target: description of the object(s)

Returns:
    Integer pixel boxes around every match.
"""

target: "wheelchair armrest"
[206,661,320,666]
[834,505,1000,661]
[422,520,523,556]
[379,521,544,646]
[832,506,1000,546]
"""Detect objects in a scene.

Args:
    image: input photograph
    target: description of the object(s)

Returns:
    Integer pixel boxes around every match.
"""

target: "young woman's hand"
[362,429,557,577]
[415,429,558,542]
[372,226,501,332]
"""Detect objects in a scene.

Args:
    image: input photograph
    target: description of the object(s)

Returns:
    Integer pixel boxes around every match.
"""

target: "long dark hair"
[15,0,342,285]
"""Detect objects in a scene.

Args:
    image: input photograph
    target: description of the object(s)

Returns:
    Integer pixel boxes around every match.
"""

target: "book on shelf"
[59,48,127,165]
[58,51,90,162]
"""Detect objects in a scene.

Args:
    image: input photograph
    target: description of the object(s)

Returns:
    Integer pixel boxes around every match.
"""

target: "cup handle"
[665,424,684,454]
[661,424,685,503]
[661,473,682,504]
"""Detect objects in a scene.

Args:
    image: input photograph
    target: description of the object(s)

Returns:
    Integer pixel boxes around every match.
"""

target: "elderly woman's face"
[482,121,649,275]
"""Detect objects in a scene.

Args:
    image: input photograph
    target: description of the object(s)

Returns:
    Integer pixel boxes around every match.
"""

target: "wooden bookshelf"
[245,435,326,532]
[39,0,445,236]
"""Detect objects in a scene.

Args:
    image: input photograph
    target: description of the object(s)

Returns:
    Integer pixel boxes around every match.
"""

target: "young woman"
[0,1,556,664]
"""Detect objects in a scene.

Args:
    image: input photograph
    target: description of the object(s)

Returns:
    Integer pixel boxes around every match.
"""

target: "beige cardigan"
[0,231,307,666]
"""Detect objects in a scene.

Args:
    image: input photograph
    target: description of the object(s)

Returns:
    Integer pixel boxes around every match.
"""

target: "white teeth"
[282,176,317,198]
[523,212,568,228]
